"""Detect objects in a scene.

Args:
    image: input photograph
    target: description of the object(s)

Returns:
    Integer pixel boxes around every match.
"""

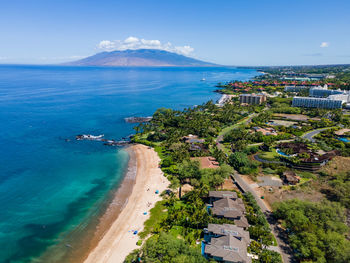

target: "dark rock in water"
[75,134,130,146]
[124,116,152,123]
[104,141,130,146]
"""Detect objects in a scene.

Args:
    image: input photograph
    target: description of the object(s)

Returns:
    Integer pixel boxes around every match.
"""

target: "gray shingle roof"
[207,223,250,243]
[209,191,238,199]
[205,235,251,263]
[212,197,245,219]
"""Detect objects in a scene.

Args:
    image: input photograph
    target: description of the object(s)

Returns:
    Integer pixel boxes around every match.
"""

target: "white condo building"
[292,85,350,109]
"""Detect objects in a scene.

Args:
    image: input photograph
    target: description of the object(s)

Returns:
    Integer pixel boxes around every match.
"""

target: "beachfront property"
[204,224,250,244]
[203,224,251,263]
[239,93,267,105]
[211,197,246,219]
[182,134,205,144]
[209,191,238,203]
[203,234,251,263]
[182,134,206,151]
[209,192,249,228]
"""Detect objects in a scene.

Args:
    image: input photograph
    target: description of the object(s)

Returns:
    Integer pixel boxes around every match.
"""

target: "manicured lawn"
[259,149,279,161]
[138,200,168,239]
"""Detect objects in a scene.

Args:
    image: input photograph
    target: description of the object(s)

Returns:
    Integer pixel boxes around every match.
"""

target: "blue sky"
[1,0,349,66]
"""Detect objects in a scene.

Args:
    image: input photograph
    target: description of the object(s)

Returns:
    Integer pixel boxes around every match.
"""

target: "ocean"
[0,65,258,263]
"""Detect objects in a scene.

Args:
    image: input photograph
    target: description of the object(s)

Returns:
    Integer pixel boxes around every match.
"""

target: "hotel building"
[239,94,266,105]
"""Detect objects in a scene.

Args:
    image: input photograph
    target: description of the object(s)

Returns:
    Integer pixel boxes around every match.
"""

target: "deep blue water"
[0,65,258,262]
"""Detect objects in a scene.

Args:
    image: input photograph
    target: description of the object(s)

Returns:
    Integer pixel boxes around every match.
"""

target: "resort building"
[239,94,266,105]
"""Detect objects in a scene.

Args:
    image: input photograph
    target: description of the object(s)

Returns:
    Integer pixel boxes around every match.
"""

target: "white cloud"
[125,36,139,44]
[97,40,117,51]
[320,42,329,48]
[96,36,195,56]
[174,45,194,56]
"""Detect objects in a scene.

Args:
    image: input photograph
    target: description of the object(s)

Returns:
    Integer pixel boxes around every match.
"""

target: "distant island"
[64,49,218,67]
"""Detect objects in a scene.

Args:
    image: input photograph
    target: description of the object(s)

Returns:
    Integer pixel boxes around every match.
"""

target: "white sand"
[84,144,169,263]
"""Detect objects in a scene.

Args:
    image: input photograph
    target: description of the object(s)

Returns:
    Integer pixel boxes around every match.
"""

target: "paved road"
[301,127,332,142]
[232,172,295,263]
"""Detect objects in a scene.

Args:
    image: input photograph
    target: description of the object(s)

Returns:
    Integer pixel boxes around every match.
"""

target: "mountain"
[64,49,217,67]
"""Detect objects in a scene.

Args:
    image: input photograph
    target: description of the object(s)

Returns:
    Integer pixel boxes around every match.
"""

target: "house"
[209,191,238,203]
[211,197,246,220]
[277,142,310,154]
[209,191,249,228]
[278,143,340,171]
[233,217,249,229]
[282,171,300,185]
[204,223,250,244]
[204,235,251,263]
[182,134,205,144]
[192,156,220,169]
[183,134,206,152]
[189,144,203,151]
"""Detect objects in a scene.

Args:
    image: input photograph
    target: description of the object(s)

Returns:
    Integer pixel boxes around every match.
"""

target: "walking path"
[232,172,295,263]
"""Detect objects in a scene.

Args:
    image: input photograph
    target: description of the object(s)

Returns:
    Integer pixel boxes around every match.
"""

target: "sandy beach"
[84,144,169,263]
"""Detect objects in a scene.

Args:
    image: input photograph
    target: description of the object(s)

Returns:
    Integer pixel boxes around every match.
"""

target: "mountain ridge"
[64,49,218,67]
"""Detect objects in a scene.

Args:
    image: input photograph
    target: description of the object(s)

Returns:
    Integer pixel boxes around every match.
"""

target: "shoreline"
[36,145,137,263]
[83,144,169,263]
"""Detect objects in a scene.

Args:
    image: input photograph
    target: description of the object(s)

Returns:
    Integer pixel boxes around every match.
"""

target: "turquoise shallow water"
[0,65,258,262]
